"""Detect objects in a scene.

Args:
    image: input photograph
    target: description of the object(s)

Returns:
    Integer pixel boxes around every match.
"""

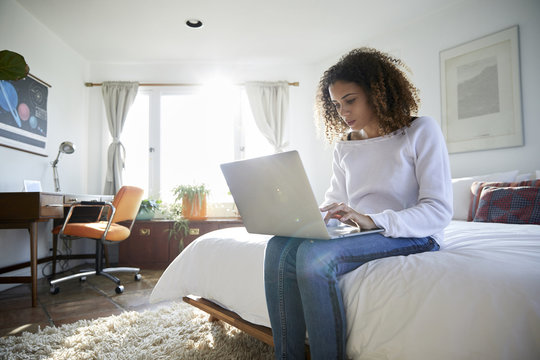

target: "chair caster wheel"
[50,287,59,295]
[115,285,124,294]
[80,276,87,282]
[134,273,142,281]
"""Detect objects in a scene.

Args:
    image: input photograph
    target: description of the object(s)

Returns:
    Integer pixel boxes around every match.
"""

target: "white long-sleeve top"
[321,116,453,242]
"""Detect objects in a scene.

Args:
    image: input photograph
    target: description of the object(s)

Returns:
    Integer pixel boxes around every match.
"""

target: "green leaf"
[139,199,162,212]
[0,50,30,81]
[172,184,210,203]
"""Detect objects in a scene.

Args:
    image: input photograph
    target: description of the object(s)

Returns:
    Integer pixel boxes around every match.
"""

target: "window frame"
[126,86,260,201]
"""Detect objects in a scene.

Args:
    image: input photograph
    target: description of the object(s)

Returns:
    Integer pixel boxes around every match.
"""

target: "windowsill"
[207,202,239,218]
[150,202,239,220]
[148,217,242,222]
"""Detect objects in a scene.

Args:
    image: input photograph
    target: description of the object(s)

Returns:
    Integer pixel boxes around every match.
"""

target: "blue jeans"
[264,233,439,360]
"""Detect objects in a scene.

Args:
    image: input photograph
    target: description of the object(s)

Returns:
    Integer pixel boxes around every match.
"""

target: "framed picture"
[440,26,522,153]
[0,74,50,156]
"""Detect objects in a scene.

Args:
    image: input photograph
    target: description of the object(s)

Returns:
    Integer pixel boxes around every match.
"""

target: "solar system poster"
[0,75,49,156]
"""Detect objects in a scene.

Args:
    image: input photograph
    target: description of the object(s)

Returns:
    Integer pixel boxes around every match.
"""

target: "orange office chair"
[49,186,144,295]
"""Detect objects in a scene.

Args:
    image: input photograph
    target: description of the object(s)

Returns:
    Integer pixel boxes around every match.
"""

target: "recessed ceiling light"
[186,19,203,28]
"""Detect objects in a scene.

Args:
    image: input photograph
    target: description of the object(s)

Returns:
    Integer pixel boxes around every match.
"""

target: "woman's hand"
[320,203,377,230]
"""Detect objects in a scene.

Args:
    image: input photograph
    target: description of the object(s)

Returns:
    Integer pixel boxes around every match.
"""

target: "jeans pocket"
[429,237,440,251]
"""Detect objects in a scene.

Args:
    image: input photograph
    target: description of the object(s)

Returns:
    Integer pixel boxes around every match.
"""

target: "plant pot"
[182,193,207,220]
[136,208,155,221]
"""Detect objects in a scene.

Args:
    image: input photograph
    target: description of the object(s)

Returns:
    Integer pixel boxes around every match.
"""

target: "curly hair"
[315,47,420,142]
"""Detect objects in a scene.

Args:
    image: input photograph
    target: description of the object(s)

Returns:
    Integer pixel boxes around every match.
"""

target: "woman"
[264,48,453,359]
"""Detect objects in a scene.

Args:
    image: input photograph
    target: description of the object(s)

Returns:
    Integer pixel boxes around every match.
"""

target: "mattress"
[150,220,540,359]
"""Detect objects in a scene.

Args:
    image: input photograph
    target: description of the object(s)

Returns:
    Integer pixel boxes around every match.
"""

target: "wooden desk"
[0,192,64,307]
[0,192,111,307]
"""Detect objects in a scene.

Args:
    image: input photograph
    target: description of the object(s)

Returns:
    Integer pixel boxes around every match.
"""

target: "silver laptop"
[220,150,383,240]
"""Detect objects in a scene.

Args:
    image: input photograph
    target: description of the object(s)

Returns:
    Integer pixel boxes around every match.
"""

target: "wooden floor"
[0,265,170,337]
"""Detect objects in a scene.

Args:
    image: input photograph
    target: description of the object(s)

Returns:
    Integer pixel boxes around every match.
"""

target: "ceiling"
[17,0,462,65]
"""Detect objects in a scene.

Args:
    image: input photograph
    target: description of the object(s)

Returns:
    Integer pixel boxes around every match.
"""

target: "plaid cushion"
[468,179,540,221]
[473,186,540,225]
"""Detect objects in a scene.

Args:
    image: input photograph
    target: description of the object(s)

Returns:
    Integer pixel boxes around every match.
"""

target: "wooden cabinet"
[118,220,172,269]
[119,218,243,269]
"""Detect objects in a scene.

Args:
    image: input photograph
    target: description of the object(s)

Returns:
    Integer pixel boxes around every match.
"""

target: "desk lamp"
[52,141,75,192]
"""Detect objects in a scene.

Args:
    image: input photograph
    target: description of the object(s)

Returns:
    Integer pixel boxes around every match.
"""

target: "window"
[122,93,149,194]
[122,86,273,203]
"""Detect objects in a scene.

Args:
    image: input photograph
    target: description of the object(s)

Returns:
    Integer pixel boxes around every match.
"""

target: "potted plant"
[0,50,30,80]
[161,197,190,252]
[136,199,162,220]
[169,217,190,252]
[172,184,210,220]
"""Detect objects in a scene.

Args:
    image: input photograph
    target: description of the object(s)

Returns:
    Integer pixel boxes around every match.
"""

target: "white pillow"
[536,170,540,180]
[451,170,519,220]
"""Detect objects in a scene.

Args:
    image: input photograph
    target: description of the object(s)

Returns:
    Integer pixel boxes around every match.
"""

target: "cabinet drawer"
[120,219,243,269]
[119,220,172,269]
[184,222,219,246]
[168,219,243,261]
[39,194,64,218]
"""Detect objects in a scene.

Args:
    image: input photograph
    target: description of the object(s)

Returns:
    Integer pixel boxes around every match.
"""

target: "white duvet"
[150,221,540,360]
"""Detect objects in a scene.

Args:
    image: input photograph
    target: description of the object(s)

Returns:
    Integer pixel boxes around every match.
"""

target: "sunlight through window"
[160,87,237,203]
[122,93,149,197]
[123,86,273,204]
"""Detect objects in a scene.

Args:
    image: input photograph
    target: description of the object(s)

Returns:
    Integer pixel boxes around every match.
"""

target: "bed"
[150,219,540,359]
[151,171,540,359]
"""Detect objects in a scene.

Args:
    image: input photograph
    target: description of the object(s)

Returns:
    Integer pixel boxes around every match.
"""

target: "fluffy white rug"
[0,301,274,360]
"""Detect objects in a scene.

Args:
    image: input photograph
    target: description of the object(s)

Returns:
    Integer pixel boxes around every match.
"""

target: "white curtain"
[245,81,289,153]
[102,81,139,195]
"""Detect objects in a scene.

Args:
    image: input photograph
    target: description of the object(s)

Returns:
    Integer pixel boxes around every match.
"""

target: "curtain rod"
[29,73,52,88]
[84,81,299,87]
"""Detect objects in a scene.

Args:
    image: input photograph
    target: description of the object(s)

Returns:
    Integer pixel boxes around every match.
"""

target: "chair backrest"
[111,186,144,224]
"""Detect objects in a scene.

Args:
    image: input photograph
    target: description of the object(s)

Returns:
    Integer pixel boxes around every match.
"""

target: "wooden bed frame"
[183,296,274,345]
[183,296,312,358]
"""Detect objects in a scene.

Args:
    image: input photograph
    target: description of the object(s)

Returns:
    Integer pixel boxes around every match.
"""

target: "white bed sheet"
[150,221,540,360]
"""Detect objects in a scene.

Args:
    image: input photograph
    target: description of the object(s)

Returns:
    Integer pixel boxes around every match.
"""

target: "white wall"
[357,0,540,178]
[0,0,91,290]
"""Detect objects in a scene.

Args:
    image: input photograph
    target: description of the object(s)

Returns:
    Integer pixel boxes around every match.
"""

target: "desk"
[0,192,111,307]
